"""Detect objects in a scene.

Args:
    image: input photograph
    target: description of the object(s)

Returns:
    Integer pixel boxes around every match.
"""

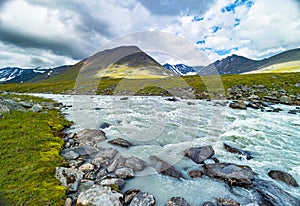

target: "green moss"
[0,95,71,205]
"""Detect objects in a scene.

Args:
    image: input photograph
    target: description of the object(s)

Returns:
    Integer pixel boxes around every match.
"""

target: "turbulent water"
[33,94,300,205]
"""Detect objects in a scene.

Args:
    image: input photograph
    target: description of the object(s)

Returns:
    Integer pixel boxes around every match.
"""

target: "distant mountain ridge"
[0,66,70,83]
[163,64,197,75]
[198,48,300,75]
[0,47,299,83]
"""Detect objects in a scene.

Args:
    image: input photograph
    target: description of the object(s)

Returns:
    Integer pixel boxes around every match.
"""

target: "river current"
[32,94,299,205]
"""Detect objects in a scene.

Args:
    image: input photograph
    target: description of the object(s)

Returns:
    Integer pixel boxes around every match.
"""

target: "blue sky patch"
[196,40,206,44]
[215,47,239,55]
[221,0,254,13]
[192,16,204,22]
[212,26,221,33]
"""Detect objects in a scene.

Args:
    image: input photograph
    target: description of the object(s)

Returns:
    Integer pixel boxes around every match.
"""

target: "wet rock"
[229,101,247,110]
[216,198,240,206]
[166,197,190,206]
[288,110,297,115]
[272,107,284,112]
[55,167,83,192]
[29,103,43,112]
[76,185,123,206]
[223,143,252,160]
[100,122,110,129]
[108,138,132,148]
[63,145,99,157]
[150,156,183,179]
[268,170,298,187]
[202,202,215,206]
[78,163,95,173]
[62,150,80,160]
[263,96,279,103]
[100,178,125,189]
[129,191,155,206]
[107,159,119,173]
[120,97,129,100]
[124,189,140,205]
[123,156,147,171]
[0,104,10,114]
[254,178,300,206]
[185,146,215,164]
[203,163,254,187]
[166,97,180,102]
[115,167,134,179]
[92,148,118,167]
[189,170,203,178]
[280,95,291,104]
[246,102,260,109]
[64,197,73,206]
[76,129,106,146]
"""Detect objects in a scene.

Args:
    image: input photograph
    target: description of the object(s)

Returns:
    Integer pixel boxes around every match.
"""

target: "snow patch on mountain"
[163,64,197,75]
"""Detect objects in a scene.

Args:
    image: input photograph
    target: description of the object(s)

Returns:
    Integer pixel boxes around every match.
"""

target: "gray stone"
[279,95,291,104]
[79,163,95,173]
[124,189,140,205]
[72,145,99,156]
[189,170,203,178]
[100,122,110,129]
[202,202,215,206]
[92,148,118,167]
[100,178,125,189]
[223,143,252,160]
[268,170,298,187]
[203,163,254,187]
[77,129,107,146]
[185,146,215,164]
[123,156,147,171]
[115,167,134,179]
[229,101,247,110]
[295,83,300,88]
[62,150,80,160]
[216,198,240,206]
[0,104,10,114]
[129,192,155,206]
[55,167,83,192]
[150,156,183,179]
[76,185,123,206]
[108,138,132,148]
[107,159,119,173]
[19,101,33,108]
[29,103,43,112]
[64,198,73,206]
[166,197,190,206]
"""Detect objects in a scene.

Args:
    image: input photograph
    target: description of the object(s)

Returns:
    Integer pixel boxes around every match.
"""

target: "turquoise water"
[34,94,300,205]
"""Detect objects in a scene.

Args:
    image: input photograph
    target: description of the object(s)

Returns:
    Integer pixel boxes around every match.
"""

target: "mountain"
[44,46,174,82]
[0,67,47,83]
[163,64,197,75]
[198,48,300,75]
[0,66,70,83]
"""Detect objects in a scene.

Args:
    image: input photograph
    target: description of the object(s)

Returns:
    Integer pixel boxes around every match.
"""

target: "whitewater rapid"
[32,94,300,205]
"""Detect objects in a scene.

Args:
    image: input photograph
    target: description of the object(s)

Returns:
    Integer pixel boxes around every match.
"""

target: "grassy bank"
[0,72,299,97]
[0,94,70,205]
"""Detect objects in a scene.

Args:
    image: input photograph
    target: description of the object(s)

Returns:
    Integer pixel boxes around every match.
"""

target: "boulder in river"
[223,143,252,160]
[115,167,134,179]
[76,129,107,146]
[129,191,155,206]
[166,197,190,206]
[99,122,110,129]
[117,156,147,172]
[268,170,299,187]
[185,146,215,164]
[124,189,140,205]
[150,156,183,179]
[203,163,254,187]
[254,178,300,206]
[76,185,123,206]
[229,101,247,110]
[108,138,132,148]
[216,198,240,206]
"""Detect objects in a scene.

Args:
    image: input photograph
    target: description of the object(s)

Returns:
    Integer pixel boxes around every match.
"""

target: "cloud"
[0,0,299,68]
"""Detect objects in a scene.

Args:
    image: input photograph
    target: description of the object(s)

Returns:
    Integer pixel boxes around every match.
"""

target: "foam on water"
[32,94,300,205]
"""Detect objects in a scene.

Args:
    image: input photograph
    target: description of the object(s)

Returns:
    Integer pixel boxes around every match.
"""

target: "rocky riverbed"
[29,94,299,206]
[2,92,299,205]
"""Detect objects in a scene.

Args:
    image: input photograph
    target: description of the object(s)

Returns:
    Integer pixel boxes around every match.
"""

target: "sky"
[0,0,300,68]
